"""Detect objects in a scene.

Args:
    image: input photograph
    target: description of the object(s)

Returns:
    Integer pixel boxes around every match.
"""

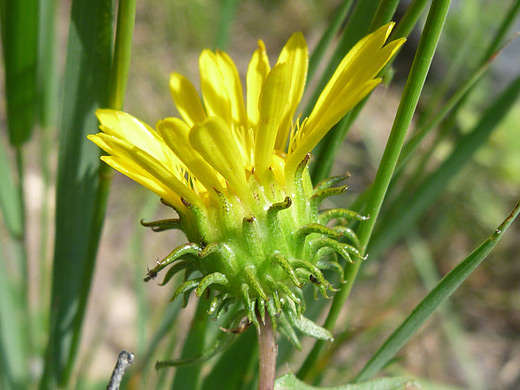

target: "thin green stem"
[214,0,238,50]
[369,0,400,32]
[298,0,451,380]
[109,0,137,111]
[307,0,354,83]
[63,0,137,384]
[355,200,520,382]
[14,148,32,355]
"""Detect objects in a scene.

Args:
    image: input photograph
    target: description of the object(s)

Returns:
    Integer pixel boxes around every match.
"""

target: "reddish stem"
[257,313,278,390]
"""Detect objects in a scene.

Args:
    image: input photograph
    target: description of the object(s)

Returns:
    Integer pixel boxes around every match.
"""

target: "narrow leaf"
[39,0,114,387]
[0,249,27,390]
[0,0,38,145]
[0,138,23,238]
[171,299,210,389]
[355,201,520,382]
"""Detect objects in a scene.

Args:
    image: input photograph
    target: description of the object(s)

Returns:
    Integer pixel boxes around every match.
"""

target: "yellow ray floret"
[89,23,405,212]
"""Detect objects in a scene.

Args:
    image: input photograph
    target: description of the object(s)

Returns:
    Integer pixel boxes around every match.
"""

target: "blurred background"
[1,0,519,389]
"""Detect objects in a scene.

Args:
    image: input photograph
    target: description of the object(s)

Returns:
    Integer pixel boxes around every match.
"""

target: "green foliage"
[0,0,519,389]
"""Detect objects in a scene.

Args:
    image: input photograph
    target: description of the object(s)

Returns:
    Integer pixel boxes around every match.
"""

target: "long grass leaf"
[0,138,22,239]
[310,0,418,183]
[407,235,485,390]
[0,248,27,390]
[171,299,210,390]
[307,0,354,83]
[64,0,137,384]
[201,329,258,390]
[355,200,520,382]
[39,0,114,387]
[214,0,238,50]
[304,0,380,118]
[0,0,38,145]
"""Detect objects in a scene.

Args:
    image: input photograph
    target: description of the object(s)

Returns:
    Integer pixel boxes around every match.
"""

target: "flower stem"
[257,313,277,390]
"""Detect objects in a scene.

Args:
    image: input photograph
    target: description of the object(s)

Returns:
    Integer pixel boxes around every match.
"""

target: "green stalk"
[355,200,520,382]
[298,0,451,379]
[0,0,38,146]
[0,245,27,390]
[407,234,485,390]
[171,300,210,390]
[64,0,137,383]
[39,0,114,387]
[479,0,520,65]
[214,0,238,50]
[369,0,400,33]
[37,0,59,332]
[310,0,413,183]
[304,0,381,119]
[390,0,430,40]
[307,0,355,83]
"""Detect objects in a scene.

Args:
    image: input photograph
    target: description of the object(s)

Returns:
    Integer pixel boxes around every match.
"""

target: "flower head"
[89,23,404,343]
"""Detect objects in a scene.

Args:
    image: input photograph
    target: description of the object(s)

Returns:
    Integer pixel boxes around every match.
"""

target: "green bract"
[143,155,366,344]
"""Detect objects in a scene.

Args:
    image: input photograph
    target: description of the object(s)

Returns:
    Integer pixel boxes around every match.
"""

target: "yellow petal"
[286,78,381,176]
[101,155,182,210]
[199,50,232,124]
[246,40,270,129]
[96,109,167,161]
[254,62,292,181]
[169,73,207,127]
[189,116,248,197]
[274,32,308,151]
[157,117,224,192]
[89,133,201,207]
[285,24,405,176]
[309,23,403,123]
[216,50,248,129]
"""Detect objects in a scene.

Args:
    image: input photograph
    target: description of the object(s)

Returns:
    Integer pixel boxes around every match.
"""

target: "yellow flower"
[88,23,404,340]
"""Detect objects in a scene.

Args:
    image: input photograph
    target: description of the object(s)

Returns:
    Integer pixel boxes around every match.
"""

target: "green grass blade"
[108,0,137,110]
[0,248,27,390]
[369,71,520,257]
[201,329,258,390]
[307,0,354,83]
[298,0,451,380]
[171,299,210,390]
[369,0,400,32]
[135,300,182,387]
[0,0,38,145]
[64,0,137,384]
[407,235,486,390]
[304,0,380,119]
[354,201,520,382]
[479,0,520,64]
[0,138,22,239]
[310,0,421,183]
[38,0,59,129]
[214,0,238,50]
[390,0,430,40]
[39,0,114,387]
